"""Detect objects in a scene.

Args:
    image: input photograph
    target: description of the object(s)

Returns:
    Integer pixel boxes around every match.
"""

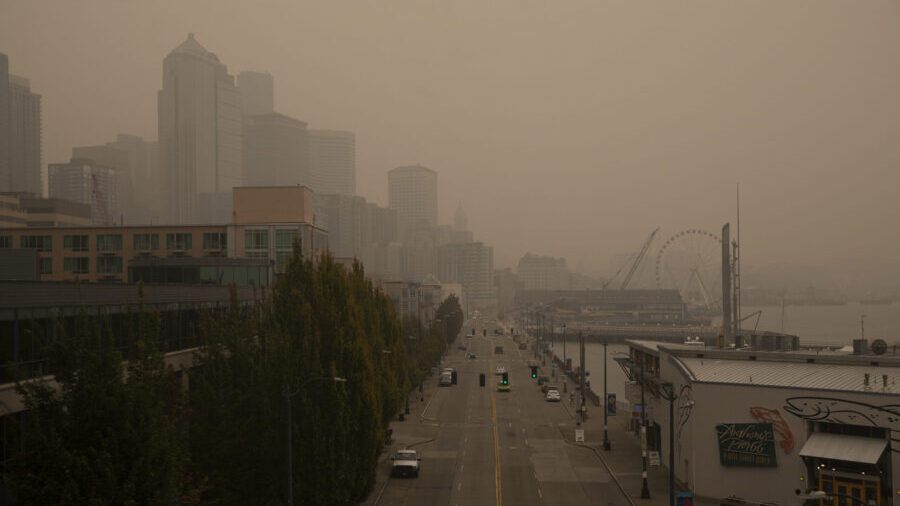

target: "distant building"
[71,144,132,222]
[158,33,243,224]
[105,134,161,224]
[494,267,521,316]
[517,253,570,291]
[436,241,496,315]
[48,159,120,225]
[308,129,355,196]
[388,165,437,241]
[243,113,309,187]
[237,71,274,116]
[2,64,42,195]
[0,192,91,228]
[0,185,326,283]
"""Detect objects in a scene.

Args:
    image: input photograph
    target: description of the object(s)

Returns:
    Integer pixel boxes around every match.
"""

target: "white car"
[494,366,506,375]
[391,449,420,478]
[546,390,561,402]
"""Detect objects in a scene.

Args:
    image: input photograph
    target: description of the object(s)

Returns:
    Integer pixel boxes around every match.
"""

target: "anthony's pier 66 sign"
[715,423,777,467]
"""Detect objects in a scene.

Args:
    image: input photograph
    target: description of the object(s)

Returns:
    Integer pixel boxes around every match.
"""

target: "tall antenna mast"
[733,183,742,338]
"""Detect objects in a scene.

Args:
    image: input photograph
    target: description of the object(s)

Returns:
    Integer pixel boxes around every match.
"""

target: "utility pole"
[577,332,585,425]
[603,342,611,450]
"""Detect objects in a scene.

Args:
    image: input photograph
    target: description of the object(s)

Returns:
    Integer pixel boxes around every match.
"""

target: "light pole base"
[641,479,651,499]
[603,440,611,451]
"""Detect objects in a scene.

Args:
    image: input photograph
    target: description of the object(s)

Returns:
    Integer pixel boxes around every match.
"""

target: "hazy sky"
[2,0,898,274]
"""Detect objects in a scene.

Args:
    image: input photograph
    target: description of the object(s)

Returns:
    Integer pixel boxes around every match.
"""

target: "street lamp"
[640,356,650,499]
[603,342,611,451]
[284,376,347,506]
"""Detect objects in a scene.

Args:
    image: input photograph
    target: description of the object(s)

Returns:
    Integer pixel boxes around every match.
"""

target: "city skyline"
[1,1,899,276]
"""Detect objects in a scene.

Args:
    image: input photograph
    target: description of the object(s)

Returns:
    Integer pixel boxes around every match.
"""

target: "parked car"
[391,450,420,478]
[546,390,561,402]
[439,371,452,386]
[467,352,477,359]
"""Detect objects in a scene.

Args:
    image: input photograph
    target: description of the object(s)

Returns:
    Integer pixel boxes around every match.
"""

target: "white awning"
[799,432,888,465]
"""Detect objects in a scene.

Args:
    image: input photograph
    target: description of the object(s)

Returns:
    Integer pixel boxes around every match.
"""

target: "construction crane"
[603,228,660,290]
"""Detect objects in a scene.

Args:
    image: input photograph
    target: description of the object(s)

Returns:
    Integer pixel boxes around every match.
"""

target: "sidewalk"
[550,352,708,506]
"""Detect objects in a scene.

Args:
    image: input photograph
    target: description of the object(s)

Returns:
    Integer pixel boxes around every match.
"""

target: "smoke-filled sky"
[2,1,898,275]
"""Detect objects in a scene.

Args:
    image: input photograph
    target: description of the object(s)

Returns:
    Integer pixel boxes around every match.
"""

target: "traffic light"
[530,366,537,379]
[502,372,509,385]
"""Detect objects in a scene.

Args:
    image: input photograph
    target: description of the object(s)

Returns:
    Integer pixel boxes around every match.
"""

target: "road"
[373,329,628,506]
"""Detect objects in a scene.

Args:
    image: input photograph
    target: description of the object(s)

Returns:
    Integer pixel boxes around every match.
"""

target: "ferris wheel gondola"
[655,229,722,310]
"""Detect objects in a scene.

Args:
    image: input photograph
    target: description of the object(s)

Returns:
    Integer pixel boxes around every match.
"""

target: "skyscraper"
[237,71,274,116]
[243,113,309,187]
[49,158,120,225]
[158,33,242,224]
[2,60,42,196]
[308,129,355,196]
[388,165,437,241]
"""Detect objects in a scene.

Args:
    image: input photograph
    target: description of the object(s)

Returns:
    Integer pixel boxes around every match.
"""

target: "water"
[546,303,900,407]
[740,302,900,346]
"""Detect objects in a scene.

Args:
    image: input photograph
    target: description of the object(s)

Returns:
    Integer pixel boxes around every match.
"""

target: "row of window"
[0,233,229,253]
[38,256,123,275]
[245,229,299,250]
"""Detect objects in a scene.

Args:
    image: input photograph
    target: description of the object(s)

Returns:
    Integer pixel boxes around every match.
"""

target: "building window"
[133,233,159,251]
[64,235,89,252]
[97,256,123,274]
[166,233,192,251]
[39,257,52,274]
[275,230,298,250]
[96,234,123,252]
[0,236,11,248]
[246,251,269,259]
[202,232,227,250]
[20,235,52,252]
[276,251,293,272]
[245,230,268,250]
[64,257,90,274]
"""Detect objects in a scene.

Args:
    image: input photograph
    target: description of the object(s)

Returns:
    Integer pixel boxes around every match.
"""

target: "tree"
[8,298,187,505]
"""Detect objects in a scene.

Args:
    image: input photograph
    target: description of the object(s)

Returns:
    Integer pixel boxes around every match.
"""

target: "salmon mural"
[749,406,794,453]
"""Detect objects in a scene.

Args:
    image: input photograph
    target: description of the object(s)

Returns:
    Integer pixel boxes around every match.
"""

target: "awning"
[799,432,888,464]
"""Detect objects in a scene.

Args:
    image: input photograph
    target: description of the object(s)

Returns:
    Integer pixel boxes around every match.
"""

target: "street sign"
[607,393,617,415]
[575,429,585,442]
[649,451,661,466]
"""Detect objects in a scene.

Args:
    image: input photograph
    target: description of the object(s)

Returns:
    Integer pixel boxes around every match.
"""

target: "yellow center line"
[490,345,502,506]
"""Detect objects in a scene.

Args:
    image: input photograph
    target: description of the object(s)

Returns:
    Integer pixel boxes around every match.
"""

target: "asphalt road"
[374,329,629,506]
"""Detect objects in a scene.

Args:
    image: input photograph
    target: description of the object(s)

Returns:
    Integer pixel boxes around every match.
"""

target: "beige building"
[0,186,326,283]
[0,192,91,229]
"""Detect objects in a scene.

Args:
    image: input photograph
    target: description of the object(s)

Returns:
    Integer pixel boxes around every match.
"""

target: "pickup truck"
[391,449,420,478]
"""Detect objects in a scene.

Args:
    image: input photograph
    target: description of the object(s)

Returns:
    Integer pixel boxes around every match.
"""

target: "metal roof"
[675,356,900,394]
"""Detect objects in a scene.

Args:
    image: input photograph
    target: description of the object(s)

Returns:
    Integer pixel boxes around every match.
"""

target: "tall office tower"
[0,54,9,193]
[243,113,309,187]
[237,71,274,116]
[49,159,120,225]
[106,134,161,223]
[71,144,131,223]
[388,165,437,241]
[308,129,355,196]
[516,253,570,291]
[5,72,42,195]
[158,33,243,224]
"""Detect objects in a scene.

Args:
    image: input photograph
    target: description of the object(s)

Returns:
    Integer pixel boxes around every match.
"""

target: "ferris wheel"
[655,229,722,310]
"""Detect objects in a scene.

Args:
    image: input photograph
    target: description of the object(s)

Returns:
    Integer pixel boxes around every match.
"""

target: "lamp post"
[603,341,611,451]
[660,383,677,506]
[640,356,650,499]
[284,376,348,506]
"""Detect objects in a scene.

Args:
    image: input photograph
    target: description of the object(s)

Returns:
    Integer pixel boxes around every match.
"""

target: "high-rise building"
[243,113,309,187]
[0,54,9,194]
[106,134,161,224]
[308,129,355,196]
[516,253,570,291]
[388,165,437,241]
[237,71,274,116]
[48,158,120,225]
[4,73,42,196]
[158,33,242,224]
[71,144,131,223]
[436,241,496,313]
